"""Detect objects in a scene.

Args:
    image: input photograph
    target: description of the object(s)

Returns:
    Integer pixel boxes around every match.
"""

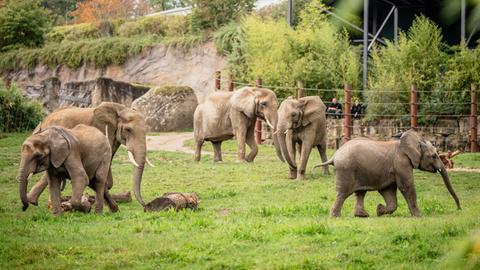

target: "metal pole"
[215,70,221,91]
[255,78,263,144]
[227,74,234,92]
[461,0,466,45]
[367,6,395,51]
[394,7,398,46]
[363,0,369,91]
[296,81,304,99]
[287,0,293,26]
[471,84,478,152]
[343,84,352,142]
[410,84,418,131]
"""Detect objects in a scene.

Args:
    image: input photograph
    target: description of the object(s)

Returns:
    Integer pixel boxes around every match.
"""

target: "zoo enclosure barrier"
[213,71,478,153]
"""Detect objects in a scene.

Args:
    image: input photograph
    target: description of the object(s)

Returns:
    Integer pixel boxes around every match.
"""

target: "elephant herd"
[16,87,462,217]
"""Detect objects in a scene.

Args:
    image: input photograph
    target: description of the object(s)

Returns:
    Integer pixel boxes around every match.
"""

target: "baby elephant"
[319,130,461,217]
[144,192,200,212]
[17,125,113,216]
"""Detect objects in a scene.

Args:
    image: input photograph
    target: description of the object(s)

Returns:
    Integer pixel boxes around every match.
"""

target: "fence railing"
[213,70,479,153]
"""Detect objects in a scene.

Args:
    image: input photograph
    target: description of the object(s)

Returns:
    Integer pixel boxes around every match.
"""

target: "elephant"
[276,96,329,180]
[26,102,151,209]
[193,87,283,162]
[318,130,461,217]
[18,125,112,215]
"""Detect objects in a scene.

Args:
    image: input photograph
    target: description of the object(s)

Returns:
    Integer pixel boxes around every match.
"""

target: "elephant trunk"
[268,113,284,162]
[127,142,146,206]
[17,160,30,211]
[277,126,297,170]
[439,167,461,210]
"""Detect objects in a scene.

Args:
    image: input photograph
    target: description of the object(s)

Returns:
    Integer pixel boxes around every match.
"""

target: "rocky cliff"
[4,42,224,104]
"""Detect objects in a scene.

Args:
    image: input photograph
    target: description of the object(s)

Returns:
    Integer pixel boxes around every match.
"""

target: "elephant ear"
[399,130,423,169]
[299,96,325,127]
[48,127,73,168]
[93,102,126,141]
[230,87,258,118]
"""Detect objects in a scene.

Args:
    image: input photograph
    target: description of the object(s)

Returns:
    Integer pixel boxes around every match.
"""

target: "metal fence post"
[215,70,221,91]
[255,78,263,144]
[227,74,234,92]
[343,84,352,142]
[410,84,418,131]
[297,81,304,99]
[471,84,478,152]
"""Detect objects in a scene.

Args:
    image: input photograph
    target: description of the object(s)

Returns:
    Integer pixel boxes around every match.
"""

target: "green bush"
[0,0,53,51]
[118,15,188,37]
[45,20,119,43]
[190,0,254,30]
[0,81,44,132]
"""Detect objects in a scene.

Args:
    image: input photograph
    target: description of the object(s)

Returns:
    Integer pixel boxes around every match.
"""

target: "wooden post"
[255,78,263,144]
[410,84,418,131]
[471,84,478,152]
[227,74,234,92]
[343,84,352,142]
[215,70,221,91]
[296,81,304,99]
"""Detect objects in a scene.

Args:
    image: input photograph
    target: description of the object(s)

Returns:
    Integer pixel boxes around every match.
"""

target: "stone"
[132,86,198,132]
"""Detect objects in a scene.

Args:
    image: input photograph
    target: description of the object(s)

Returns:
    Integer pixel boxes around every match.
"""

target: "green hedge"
[0,81,44,132]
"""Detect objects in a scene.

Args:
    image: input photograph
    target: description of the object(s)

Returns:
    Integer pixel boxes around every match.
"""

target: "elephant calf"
[17,125,113,216]
[276,96,329,180]
[319,130,461,217]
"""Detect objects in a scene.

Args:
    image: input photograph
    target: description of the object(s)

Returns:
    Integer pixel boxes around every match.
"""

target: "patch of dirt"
[147,132,195,153]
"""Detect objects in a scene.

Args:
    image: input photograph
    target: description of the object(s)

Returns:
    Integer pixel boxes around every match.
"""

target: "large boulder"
[132,86,198,132]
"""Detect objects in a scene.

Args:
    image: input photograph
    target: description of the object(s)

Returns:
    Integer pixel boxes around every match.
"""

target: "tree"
[190,0,254,30]
[148,0,190,11]
[69,0,140,23]
[40,0,77,25]
[0,0,53,51]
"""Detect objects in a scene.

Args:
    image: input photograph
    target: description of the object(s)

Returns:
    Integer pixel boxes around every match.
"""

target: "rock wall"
[25,77,149,112]
[4,42,223,104]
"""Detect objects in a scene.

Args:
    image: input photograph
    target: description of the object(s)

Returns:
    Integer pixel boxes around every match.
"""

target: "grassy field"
[1,133,479,269]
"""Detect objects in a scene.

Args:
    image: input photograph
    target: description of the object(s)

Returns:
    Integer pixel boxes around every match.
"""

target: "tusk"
[284,129,291,135]
[105,125,108,138]
[146,157,154,167]
[127,151,140,167]
[265,118,275,129]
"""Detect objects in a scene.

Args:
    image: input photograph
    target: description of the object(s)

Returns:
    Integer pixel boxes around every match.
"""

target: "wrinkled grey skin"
[320,130,461,217]
[193,87,283,162]
[276,96,329,180]
[17,125,112,216]
[26,102,149,208]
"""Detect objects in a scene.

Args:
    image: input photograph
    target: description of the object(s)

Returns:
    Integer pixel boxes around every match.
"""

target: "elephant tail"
[313,157,334,169]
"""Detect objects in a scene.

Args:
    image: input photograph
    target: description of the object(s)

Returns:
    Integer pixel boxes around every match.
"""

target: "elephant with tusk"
[276,96,329,180]
[317,130,461,217]
[26,102,152,209]
[193,87,283,163]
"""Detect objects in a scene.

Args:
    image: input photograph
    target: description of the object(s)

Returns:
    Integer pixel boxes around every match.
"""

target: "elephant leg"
[354,190,369,217]
[69,172,88,212]
[106,167,113,190]
[212,141,223,162]
[194,139,204,162]
[297,142,313,180]
[93,163,110,214]
[317,143,329,175]
[235,129,248,162]
[377,185,398,216]
[27,173,49,206]
[330,191,350,217]
[245,128,258,162]
[398,182,421,217]
[47,174,62,216]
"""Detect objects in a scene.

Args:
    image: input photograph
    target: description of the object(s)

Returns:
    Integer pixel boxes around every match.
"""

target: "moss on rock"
[149,85,194,96]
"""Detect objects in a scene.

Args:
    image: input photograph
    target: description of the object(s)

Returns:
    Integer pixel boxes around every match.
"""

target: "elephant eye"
[125,127,133,133]
[432,155,437,159]
[260,101,267,107]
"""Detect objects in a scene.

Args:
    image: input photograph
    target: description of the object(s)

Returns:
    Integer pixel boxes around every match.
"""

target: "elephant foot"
[376,204,386,216]
[296,174,306,180]
[330,211,341,218]
[27,194,39,206]
[109,204,119,213]
[289,170,297,179]
[354,208,370,218]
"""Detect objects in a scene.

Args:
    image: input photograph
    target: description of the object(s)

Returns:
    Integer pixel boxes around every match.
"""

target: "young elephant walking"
[17,125,112,216]
[319,130,461,217]
[276,96,329,180]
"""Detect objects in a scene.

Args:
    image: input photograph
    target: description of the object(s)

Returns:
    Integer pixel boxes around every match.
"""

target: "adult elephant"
[27,102,151,208]
[318,130,461,217]
[194,87,283,162]
[276,96,329,180]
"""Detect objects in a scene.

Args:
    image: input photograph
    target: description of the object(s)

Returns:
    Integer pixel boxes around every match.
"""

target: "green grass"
[1,133,480,269]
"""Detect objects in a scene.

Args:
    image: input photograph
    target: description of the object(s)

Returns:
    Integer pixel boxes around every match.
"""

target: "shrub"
[0,81,44,132]
[213,21,248,79]
[118,15,188,38]
[46,20,119,43]
[0,0,53,51]
[190,0,254,30]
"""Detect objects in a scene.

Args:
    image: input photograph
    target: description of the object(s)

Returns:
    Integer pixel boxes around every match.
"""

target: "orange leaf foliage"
[70,0,151,23]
